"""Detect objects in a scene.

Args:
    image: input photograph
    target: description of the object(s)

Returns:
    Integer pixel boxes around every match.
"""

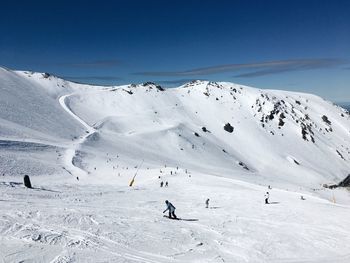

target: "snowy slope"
[0,68,108,176]
[66,80,350,189]
[1,68,350,262]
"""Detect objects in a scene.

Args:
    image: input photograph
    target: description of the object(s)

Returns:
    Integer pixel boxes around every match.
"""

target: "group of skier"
[159,168,277,220]
[164,190,275,220]
[162,199,210,219]
[160,181,168,187]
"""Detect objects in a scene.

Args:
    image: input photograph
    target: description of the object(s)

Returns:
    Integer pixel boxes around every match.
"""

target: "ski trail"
[58,93,96,177]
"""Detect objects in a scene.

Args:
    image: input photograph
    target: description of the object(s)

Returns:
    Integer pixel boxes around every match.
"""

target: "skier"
[163,200,177,219]
[165,181,168,187]
[265,192,270,204]
[160,181,164,187]
[205,198,210,208]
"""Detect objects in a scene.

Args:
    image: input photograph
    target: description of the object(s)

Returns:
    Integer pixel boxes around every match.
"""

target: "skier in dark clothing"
[205,198,210,208]
[163,200,177,219]
[160,181,164,187]
[265,192,270,204]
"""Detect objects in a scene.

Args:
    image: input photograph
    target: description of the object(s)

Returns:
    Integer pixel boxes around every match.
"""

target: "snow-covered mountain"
[1,67,349,188]
[1,67,350,262]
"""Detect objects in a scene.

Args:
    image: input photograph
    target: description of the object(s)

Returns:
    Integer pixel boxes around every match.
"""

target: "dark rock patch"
[322,115,331,125]
[123,89,133,95]
[338,174,350,187]
[43,73,51,79]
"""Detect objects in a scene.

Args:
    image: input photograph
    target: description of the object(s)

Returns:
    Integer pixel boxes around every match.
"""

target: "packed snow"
[1,67,350,262]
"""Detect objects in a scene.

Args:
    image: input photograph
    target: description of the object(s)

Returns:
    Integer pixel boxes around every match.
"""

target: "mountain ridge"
[0,67,349,190]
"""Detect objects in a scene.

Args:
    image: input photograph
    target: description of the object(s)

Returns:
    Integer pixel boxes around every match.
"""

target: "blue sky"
[1,0,349,101]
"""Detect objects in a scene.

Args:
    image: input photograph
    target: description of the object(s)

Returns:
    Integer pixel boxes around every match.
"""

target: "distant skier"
[163,200,177,219]
[165,181,168,187]
[205,198,210,208]
[160,181,164,187]
[300,195,306,200]
[268,185,272,190]
[265,192,270,204]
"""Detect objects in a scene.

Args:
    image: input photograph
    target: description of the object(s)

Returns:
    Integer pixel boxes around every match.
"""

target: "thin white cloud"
[133,58,347,77]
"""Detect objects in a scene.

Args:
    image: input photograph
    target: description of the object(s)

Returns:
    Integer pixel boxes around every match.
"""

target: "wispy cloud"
[234,59,346,78]
[133,58,347,77]
[61,59,120,68]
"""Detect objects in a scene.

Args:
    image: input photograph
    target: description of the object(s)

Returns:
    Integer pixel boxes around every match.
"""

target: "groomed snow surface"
[1,68,350,262]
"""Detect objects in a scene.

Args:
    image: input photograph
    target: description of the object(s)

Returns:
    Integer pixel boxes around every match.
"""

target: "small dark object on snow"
[202,127,209,132]
[322,115,332,125]
[194,132,200,137]
[123,89,133,95]
[24,175,32,188]
[293,159,300,165]
[224,123,234,133]
[238,161,249,170]
[205,198,210,208]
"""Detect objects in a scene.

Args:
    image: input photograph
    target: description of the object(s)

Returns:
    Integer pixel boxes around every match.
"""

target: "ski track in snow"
[58,93,96,177]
